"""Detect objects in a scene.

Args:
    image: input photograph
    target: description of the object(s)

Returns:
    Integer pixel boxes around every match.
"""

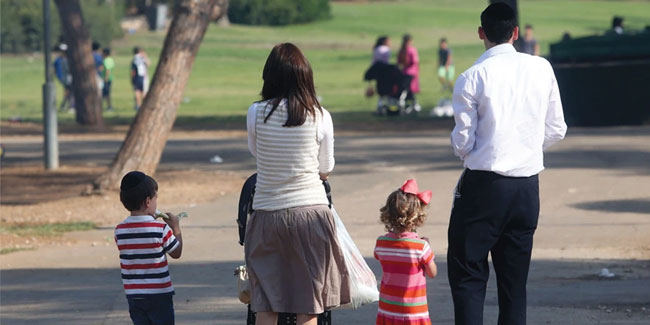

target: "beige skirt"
[244,205,351,314]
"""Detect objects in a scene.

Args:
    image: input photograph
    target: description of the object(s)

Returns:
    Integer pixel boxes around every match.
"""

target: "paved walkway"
[2,126,650,324]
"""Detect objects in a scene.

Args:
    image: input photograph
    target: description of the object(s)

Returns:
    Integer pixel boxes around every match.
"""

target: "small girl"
[374,179,437,325]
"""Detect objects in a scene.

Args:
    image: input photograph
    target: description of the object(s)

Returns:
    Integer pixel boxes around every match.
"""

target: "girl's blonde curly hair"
[380,189,427,233]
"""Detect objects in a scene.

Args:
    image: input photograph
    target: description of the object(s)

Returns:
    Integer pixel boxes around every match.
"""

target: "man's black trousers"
[447,169,540,325]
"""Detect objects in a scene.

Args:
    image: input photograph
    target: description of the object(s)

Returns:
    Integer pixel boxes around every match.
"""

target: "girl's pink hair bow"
[400,179,432,205]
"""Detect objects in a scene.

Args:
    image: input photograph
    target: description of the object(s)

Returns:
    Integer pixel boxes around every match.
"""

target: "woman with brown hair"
[397,34,421,111]
[245,43,350,325]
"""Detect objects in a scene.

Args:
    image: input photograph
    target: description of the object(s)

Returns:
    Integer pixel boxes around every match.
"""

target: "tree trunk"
[54,0,103,127]
[92,0,217,191]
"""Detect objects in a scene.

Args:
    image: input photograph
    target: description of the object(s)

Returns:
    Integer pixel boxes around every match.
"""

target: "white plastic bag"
[332,206,379,309]
[234,265,251,304]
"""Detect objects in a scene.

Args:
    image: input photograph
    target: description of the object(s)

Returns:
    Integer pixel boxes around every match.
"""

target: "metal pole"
[43,0,59,169]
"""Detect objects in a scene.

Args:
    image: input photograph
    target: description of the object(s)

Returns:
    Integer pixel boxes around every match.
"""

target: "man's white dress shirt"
[451,43,567,177]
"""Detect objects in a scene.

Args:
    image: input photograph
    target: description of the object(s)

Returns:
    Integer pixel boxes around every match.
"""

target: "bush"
[228,0,331,26]
[0,0,124,54]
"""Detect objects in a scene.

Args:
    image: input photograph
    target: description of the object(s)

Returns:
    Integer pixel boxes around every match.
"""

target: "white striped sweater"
[247,100,334,211]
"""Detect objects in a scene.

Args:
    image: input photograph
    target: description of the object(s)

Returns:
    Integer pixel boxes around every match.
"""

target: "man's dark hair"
[120,171,158,211]
[481,3,517,44]
[103,48,111,56]
[133,46,141,55]
[525,24,533,30]
[612,16,623,28]
[440,37,447,44]
[92,41,101,51]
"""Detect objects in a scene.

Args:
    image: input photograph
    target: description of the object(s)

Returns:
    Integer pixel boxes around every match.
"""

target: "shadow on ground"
[572,198,650,214]
[2,258,649,324]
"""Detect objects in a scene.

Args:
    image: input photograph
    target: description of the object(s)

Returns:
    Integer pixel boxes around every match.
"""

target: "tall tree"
[92,0,218,191]
[54,0,103,127]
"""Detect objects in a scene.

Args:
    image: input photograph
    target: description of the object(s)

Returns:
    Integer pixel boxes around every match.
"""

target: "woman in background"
[397,34,421,111]
[373,35,391,64]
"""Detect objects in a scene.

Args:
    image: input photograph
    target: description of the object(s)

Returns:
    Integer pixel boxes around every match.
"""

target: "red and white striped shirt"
[115,215,179,298]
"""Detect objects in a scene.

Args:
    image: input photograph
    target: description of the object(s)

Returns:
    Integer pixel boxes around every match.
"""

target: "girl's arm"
[421,237,437,278]
[424,260,437,278]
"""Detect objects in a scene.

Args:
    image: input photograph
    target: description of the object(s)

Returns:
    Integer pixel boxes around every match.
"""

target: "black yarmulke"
[120,171,146,191]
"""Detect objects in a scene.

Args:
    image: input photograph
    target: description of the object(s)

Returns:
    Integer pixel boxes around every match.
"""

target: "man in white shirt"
[447,3,567,325]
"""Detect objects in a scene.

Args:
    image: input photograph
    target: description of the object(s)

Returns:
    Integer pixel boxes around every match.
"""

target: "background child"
[438,38,455,93]
[374,179,437,325]
[115,171,183,325]
[101,47,115,111]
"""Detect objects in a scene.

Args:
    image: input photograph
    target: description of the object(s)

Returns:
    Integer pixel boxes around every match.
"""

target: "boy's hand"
[163,213,183,259]
[163,213,180,232]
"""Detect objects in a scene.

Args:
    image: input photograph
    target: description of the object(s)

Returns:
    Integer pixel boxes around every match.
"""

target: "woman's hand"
[319,172,330,181]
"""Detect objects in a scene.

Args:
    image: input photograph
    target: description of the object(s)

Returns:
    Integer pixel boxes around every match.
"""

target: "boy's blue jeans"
[127,295,174,325]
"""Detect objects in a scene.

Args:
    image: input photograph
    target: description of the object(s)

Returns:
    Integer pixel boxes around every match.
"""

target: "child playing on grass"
[115,171,183,325]
[374,179,437,325]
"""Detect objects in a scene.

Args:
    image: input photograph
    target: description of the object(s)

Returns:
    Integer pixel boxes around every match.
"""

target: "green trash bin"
[550,33,650,126]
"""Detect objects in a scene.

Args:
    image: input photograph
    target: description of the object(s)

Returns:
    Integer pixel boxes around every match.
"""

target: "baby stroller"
[364,62,417,116]
[237,174,333,325]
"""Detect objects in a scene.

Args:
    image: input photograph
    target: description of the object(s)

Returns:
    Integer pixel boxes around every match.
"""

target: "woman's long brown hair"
[397,34,412,67]
[260,43,322,127]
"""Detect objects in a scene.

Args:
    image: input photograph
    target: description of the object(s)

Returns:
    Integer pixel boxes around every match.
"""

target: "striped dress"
[115,215,180,298]
[374,232,434,325]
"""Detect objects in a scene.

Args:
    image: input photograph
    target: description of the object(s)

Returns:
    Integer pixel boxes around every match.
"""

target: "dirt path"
[1,126,650,324]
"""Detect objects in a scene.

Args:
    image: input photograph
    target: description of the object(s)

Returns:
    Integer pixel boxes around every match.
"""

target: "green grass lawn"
[1,0,648,127]
[0,221,95,237]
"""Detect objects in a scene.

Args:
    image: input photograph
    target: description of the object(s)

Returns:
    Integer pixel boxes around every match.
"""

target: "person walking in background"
[397,34,421,111]
[517,24,540,56]
[366,35,392,100]
[92,41,104,95]
[101,48,115,111]
[438,37,455,92]
[372,35,391,64]
[53,44,74,112]
[131,47,150,111]
[245,43,350,325]
[448,3,566,324]
[92,41,103,72]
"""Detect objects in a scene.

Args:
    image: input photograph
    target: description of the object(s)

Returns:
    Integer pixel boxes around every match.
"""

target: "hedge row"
[228,0,331,26]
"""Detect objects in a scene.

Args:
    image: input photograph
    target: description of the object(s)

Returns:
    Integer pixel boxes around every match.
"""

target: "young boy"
[115,171,183,325]
[437,38,455,93]
[101,48,115,111]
